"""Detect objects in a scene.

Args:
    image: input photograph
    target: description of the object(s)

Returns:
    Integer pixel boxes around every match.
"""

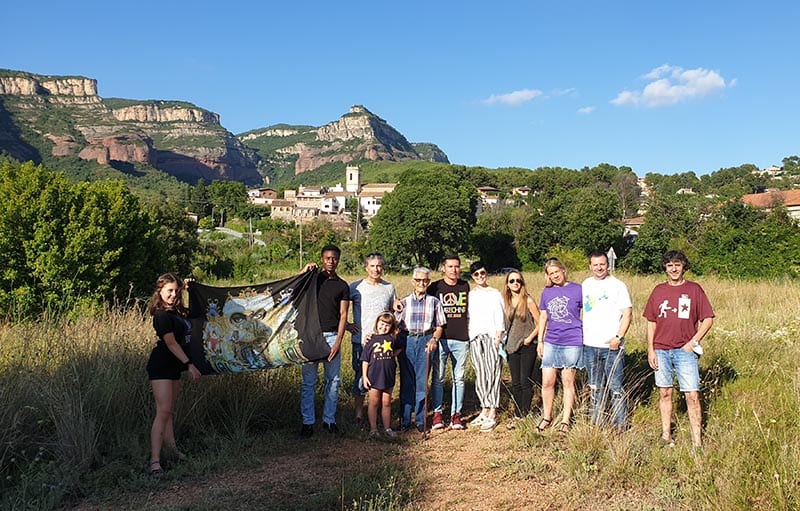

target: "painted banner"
[185,270,328,375]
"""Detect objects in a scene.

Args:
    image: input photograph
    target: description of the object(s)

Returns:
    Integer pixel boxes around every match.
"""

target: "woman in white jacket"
[467,261,506,432]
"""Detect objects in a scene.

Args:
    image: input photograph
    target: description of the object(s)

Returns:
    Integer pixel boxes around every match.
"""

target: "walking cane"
[422,348,431,441]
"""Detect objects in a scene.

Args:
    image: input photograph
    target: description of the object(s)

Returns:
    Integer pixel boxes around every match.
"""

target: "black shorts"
[146,343,187,381]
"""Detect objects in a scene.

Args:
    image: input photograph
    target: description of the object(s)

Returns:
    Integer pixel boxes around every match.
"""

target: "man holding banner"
[299,245,351,438]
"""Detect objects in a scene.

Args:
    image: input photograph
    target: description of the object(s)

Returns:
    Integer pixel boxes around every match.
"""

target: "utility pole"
[299,221,303,268]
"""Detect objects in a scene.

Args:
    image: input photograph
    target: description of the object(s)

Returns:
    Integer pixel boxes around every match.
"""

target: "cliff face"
[0,69,263,185]
[239,105,449,176]
[0,75,98,97]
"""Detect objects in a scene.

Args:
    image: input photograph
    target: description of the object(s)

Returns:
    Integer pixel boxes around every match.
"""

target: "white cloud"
[551,87,577,97]
[611,64,728,107]
[483,88,543,106]
[577,106,595,114]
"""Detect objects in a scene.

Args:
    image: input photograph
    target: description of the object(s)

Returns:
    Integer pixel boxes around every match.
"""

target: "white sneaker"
[470,414,487,426]
[480,418,498,432]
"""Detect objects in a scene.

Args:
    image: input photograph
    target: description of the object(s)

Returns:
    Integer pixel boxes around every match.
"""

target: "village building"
[741,189,800,221]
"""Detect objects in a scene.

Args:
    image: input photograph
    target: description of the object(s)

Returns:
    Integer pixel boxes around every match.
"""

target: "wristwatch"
[614,334,625,342]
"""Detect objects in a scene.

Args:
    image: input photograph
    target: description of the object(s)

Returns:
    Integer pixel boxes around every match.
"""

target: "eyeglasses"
[413,278,430,283]
[472,270,487,277]
[508,278,523,284]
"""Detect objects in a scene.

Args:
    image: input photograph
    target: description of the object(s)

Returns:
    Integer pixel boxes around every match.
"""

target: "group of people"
[143,245,714,475]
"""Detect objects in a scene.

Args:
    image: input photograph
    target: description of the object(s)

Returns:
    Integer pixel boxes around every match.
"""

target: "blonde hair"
[374,312,399,336]
[543,258,567,288]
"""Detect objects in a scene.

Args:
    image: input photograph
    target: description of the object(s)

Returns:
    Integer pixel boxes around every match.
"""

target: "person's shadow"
[625,350,737,430]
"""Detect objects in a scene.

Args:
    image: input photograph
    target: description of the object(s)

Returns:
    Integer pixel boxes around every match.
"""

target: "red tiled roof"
[741,189,800,209]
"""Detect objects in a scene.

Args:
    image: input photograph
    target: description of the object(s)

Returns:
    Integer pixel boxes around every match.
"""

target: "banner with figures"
[185,270,328,374]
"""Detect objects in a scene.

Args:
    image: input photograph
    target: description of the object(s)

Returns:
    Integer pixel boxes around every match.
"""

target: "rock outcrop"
[0,74,97,96]
[239,105,449,175]
[0,69,263,185]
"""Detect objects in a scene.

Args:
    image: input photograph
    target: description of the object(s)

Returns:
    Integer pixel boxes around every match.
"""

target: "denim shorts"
[541,343,584,369]
[654,348,700,392]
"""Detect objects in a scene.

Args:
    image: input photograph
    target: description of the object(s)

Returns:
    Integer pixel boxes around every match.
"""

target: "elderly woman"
[537,259,583,434]
[467,261,506,432]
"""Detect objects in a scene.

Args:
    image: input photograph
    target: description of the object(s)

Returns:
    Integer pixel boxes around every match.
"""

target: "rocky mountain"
[0,69,263,185]
[237,105,449,177]
[0,69,449,189]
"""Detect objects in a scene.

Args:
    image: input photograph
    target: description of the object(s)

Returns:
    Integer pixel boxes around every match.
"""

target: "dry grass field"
[1,270,798,510]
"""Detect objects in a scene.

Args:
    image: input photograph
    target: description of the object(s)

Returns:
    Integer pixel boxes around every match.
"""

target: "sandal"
[536,418,552,432]
[147,460,163,478]
[558,422,571,434]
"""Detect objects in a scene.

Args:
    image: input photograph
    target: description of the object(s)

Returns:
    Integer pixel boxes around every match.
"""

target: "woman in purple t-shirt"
[536,259,583,434]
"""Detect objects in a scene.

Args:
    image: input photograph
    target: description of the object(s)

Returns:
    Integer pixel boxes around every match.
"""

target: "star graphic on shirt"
[681,304,689,312]
[382,340,393,353]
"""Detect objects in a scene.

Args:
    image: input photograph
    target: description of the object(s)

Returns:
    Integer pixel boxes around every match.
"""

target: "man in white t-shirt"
[582,250,632,430]
[347,253,397,422]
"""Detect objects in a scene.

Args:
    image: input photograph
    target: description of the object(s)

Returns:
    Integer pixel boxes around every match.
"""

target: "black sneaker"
[299,424,314,438]
[323,422,339,434]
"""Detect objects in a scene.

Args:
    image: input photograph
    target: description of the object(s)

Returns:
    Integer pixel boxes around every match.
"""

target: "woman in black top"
[145,273,201,476]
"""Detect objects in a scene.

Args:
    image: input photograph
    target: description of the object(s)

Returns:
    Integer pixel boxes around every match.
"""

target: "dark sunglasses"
[508,278,523,284]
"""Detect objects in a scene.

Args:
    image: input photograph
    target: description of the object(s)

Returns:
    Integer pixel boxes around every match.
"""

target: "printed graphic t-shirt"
[427,279,470,341]
[540,282,583,347]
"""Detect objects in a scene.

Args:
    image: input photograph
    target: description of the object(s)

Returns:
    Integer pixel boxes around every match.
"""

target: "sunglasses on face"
[472,270,487,277]
[413,278,430,283]
[508,278,523,284]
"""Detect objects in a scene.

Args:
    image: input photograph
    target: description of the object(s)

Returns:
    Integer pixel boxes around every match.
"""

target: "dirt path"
[68,418,654,511]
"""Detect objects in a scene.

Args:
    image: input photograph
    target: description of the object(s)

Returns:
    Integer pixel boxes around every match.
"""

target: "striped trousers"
[470,333,502,409]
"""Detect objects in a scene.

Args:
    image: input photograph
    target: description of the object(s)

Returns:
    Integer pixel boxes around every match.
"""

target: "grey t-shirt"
[349,279,397,344]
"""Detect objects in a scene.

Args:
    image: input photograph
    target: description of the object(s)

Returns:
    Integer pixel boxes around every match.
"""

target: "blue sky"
[2,0,798,176]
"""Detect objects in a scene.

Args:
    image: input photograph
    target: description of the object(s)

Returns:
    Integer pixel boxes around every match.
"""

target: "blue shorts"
[541,343,584,369]
[654,348,700,392]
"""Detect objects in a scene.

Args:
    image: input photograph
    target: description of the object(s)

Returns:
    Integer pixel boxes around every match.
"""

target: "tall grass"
[1,271,799,510]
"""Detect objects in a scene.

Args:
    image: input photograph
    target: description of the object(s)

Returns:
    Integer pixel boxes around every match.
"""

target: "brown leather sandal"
[536,418,552,432]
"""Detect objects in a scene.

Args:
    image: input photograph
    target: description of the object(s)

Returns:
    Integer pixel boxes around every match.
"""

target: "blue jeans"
[351,342,368,397]
[300,332,341,425]
[430,339,469,415]
[398,333,435,427]
[584,345,627,429]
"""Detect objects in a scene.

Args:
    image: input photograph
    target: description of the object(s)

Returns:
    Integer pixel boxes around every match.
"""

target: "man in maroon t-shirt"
[643,250,714,448]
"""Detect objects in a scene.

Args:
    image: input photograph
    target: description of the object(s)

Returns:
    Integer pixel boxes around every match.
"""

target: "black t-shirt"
[427,279,470,341]
[360,333,400,391]
[153,309,190,347]
[316,273,350,331]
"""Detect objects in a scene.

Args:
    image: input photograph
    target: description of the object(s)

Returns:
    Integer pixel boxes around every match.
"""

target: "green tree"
[559,186,624,255]
[694,201,800,278]
[623,192,704,273]
[782,155,800,175]
[369,166,478,268]
[208,180,247,223]
[470,206,524,270]
[0,160,184,314]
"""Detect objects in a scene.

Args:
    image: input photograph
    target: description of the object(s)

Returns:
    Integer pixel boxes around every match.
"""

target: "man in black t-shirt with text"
[427,255,470,430]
